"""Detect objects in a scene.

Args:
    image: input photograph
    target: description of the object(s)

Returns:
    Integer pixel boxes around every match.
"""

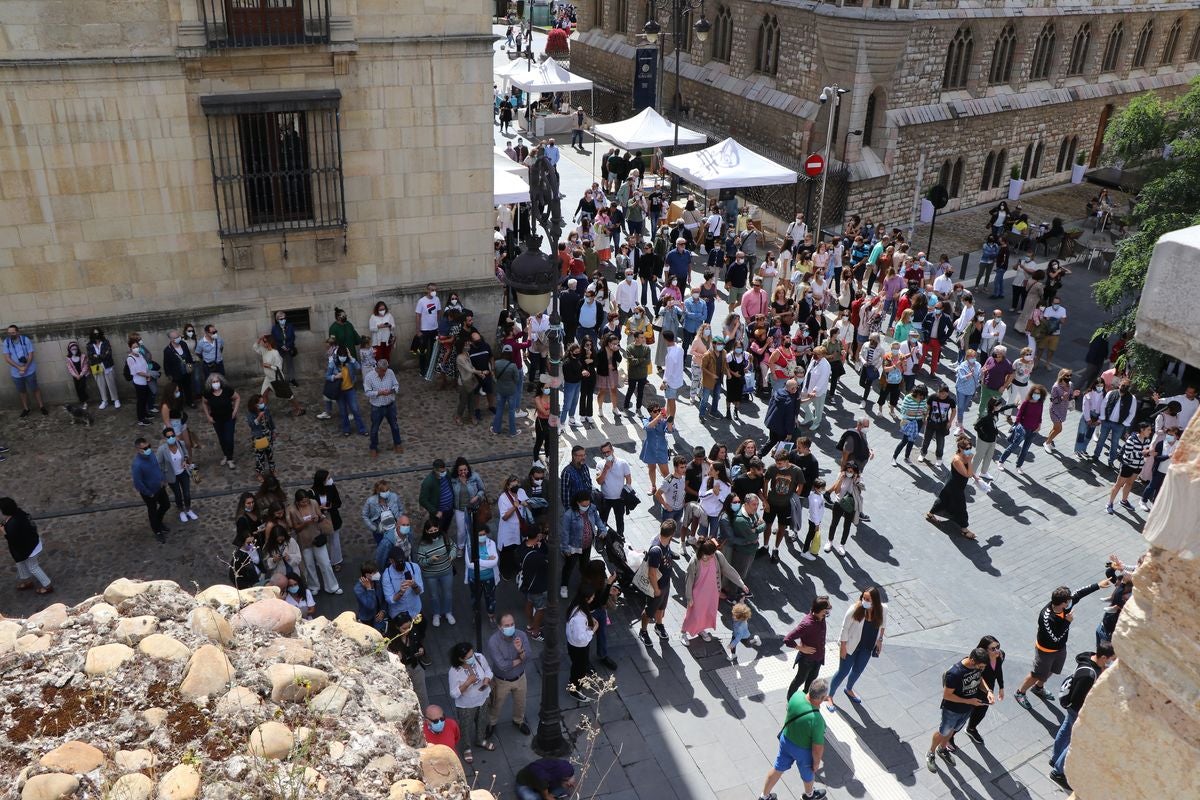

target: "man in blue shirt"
[195,325,225,378]
[3,325,46,417]
[543,138,560,167]
[576,288,600,344]
[131,437,170,543]
[381,546,424,620]
[664,238,693,287]
[682,289,707,356]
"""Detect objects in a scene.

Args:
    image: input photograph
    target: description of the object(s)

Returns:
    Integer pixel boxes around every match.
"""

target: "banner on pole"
[633,47,658,112]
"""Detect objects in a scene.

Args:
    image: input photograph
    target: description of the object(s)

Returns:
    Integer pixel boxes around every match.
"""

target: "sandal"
[960,529,977,540]
[16,580,35,591]
[478,740,496,751]
[35,585,54,595]
[925,513,936,522]
[463,749,474,764]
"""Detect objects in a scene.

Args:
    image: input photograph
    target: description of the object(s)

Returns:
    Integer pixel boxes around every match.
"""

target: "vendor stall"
[593,107,707,151]
[662,137,797,191]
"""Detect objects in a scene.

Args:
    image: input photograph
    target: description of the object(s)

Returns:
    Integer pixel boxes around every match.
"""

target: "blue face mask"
[502,625,516,637]
[399,525,412,535]
[142,447,152,456]
[428,719,446,733]
[166,436,176,445]
[287,585,300,595]
[464,654,477,666]
[731,502,742,514]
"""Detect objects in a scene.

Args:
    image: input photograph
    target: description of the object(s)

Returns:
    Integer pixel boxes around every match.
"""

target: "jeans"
[212,418,236,461]
[562,381,581,419]
[593,606,610,658]
[492,390,520,434]
[1143,470,1167,504]
[140,487,170,533]
[1093,421,1126,462]
[599,496,626,537]
[921,422,950,459]
[369,402,402,450]
[1050,707,1079,774]
[338,389,366,434]
[134,383,153,422]
[1074,417,1100,453]
[640,278,659,308]
[992,267,1006,298]
[570,128,583,147]
[974,261,993,289]
[168,470,192,510]
[699,383,722,417]
[956,391,973,423]
[998,429,1038,467]
[471,577,497,616]
[425,572,454,617]
[828,641,874,697]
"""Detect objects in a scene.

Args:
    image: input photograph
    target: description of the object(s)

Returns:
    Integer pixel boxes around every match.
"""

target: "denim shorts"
[939,707,972,737]
[12,372,38,393]
[664,384,679,400]
[524,591,548,611]
[773,733,815,781]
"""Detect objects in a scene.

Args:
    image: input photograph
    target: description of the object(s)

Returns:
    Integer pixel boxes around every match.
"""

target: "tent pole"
[590,88,595,182]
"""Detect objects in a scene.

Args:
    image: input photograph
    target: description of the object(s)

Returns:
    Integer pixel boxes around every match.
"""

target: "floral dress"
[1049,381,1072,424]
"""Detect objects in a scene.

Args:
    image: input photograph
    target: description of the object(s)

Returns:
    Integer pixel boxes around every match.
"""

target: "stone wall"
[0,0,496,400]
[1,578,491,799]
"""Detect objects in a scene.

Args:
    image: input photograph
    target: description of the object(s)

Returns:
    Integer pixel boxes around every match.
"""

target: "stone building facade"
[572,0,1200,224]
[0,0,494,399]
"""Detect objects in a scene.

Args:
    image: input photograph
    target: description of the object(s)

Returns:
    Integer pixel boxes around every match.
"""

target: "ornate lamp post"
[506,152,568,755]
[814,84,848,243]
[644,0,709,194]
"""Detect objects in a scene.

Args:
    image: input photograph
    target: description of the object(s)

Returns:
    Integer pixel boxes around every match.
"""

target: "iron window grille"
[201,90,347,239]
[199,0,331,49]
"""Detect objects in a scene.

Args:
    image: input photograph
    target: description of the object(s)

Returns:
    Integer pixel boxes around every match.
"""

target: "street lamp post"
[644,1,709,196]
[505,232,568,757]
[814,85,847,244]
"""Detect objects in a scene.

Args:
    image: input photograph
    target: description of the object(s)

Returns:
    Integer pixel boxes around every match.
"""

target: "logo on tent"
[698,140,741,175]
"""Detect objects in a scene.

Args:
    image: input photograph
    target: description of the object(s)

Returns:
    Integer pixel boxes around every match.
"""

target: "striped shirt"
[899,394,927,422]
[1118,433,1147,470]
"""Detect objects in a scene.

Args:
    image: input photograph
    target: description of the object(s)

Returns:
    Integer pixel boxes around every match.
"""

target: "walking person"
[1106,421,1152,515]
[1043,369,1078,452]
[484,614,532,737]
[1048,644,1116,791]
[1013,577,1112,709]
[925,647,992,772]
[822,462,864,557]
[891,386,929,465]
[926,435,987,540]
[954,353,982,433]
[636,520,676,647]
[784,596,832,699]
[971,395,1015,482]
[202,374,240,470]
[825,587,886,710]
[245,393,276,479]
[996,384,1048,476]
[755,679,829,800]
[960,635,1005,746]
[918,384,957,466]
[2,497,53,594]
[363,359,404,457]
[131,437,170,543]
[680,537,747,643]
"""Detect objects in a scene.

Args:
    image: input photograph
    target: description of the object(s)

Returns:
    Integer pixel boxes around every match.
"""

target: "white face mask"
[325,477,334,486]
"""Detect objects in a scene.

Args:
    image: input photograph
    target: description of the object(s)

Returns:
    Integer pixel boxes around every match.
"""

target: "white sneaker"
[1014,466,1024,476]
[822,541,833,553]
[226,460,235,470]
[316,411,332,420]
[800,552,817,561]
[82,402,88,410]
[917,454,928,463]
[749,635,762,646]
[979,472,994,481]
[1138,501,1152,512]
[833,544,846,556]
[1043,443,1055,453]
[445,613,456,625]
[891,458,899,467]
[728,650,738,663]
[560,586,569,598]
[98,401,108,410]
[179,511,189,523]
[432,615,441,627]
[568,418,580,427]
[113,400,121,408]
[186,509,198,521]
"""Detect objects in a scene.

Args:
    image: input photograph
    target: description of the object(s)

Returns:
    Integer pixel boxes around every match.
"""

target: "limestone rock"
[179,644,235,700]
[302,767,327,792]
[88,602,120,624]
[141,707,168,729]
[0,619,22,653]
[114,615,158,644]
[195,584,241,607]
[21,774,79,800]
[419,743,466,790]
[470,792,497,800]
[247,721,293,759]
[15,633,52,654]
[156,763,200,800]
[367,753,398,775]
[309,684,352,716]
[138,634,190,662]
[333,610,385,648]
[103,578,179,606]
[40,740,105,772]
[215,686,262,716]
[238,585,280,603]
[84,642,135,675]
[109,772,154,800]
[266,663,330,703]
[389,780,426,800]
[231,598,299,635]
[115,748,156,772]
[188,606,233,644]
[26,603,69,631]
[257,638,314,665]
[365,688,416,724]
[327,741,345,761]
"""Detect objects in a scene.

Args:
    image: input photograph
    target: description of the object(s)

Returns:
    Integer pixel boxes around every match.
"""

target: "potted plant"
[1007,164,1024,201]
[1071,151,1088,184]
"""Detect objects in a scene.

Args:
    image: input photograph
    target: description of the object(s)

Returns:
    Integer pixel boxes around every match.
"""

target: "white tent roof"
[592,107,707,151]
[494,169,530,205]
[493,59,531,79]
[494,148,526,175]
[509,59,593,93]
[662,137,798,190]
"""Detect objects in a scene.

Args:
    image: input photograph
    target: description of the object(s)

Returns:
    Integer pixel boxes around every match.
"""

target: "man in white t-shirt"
[705,209,723,250]
[1037,297,1067,368]
[932,264,955,298]
[1154,385,1198,429]
[980,310,1006,358]
[597,440,632,537]
[414,283,442,375]
[660,330,685,427]
[614,269,640,324]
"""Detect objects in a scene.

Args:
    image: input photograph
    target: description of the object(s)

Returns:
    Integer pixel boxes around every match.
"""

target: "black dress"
[930,462,970,527]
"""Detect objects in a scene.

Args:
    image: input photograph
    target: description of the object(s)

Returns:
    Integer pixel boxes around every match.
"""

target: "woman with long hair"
[594,333,623,419]
[565,586,598,701]
[311,469,344,571]
[956,634,1005,746]
[826,587,887,710]
[287,488,341,595]
[926,434,986,540]
[1043,369,1078,452]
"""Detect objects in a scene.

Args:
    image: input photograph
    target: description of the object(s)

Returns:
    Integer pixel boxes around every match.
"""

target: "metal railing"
[199,0,331,49]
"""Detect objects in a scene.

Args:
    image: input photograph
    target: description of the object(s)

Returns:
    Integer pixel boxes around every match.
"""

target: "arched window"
[1132,21,1154,68]
[980,151,996,191]
[1031,141,1044,179]
[1102,22,1124,72]
[755,15,781,75]
[711,5,732,64]
[950,158,963,198]
[1161,18,1182,64]
[1021,144,1033,180]
[1056,137,1070,173]
[863,90,881,148]
[993,148,1007,188]
[615,0,626,32]
[938,160,952,190]
[1189,25,1200,62]
[1067,24,1091,75]
[943,26,974,90]
[1030,23,1056,80]
[989,24,1017,85]
[594,0,605,30]
[1068,136,1079,167]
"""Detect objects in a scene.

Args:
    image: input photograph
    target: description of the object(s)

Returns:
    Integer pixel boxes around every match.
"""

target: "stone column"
[1065,224,1200,798]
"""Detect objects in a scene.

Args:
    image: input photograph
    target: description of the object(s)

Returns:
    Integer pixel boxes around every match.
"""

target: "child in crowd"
[729,602,761,663]
[801,478,826,561]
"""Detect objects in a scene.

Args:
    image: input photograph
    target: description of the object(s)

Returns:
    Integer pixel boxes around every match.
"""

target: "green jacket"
[419,471,447,518]
[729,510,765,554]
[625,343,651,381]
[328,320,361,350]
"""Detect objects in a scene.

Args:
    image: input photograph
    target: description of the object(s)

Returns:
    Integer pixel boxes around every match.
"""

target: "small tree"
[546,28,570,57]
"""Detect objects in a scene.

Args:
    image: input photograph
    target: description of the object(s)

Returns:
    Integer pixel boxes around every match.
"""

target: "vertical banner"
[633,46,659,112]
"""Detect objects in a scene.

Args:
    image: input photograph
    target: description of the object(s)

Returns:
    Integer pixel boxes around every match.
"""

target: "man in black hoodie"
[1049,642,1116,790]
[1013,577,1111,708]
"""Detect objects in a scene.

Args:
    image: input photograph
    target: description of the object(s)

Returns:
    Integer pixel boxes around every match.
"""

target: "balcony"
[199,0,331,49]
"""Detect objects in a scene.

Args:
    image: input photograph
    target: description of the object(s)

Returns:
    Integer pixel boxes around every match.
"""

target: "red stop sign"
[804,154,825,177]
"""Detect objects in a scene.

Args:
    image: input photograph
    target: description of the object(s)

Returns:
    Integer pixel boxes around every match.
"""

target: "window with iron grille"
[1030,23,1056,81]
[201,90,346,238]
[1067,24,1091,76]
[200,0,331,49]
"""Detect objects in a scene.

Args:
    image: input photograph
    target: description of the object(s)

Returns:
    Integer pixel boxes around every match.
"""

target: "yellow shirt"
[340,365,353,391]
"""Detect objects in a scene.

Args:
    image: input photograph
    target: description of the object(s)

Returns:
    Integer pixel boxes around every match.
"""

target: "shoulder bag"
[271,368,294,400]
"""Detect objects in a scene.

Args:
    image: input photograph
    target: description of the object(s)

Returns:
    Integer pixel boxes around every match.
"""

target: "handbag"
[837,492,856,515]
[631,553,656,596]
[271,368,294,400]
[809,527,822,555]
[901,419,920,442]
[473,495,494,526]
[621,485,641,513]
[253,436,271,451]
[1011,423,1027,444]
[322,378,341,401]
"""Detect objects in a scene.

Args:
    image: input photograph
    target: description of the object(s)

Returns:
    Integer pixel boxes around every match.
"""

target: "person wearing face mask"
[448,641,496,762]
[926,434,987,540]
[996,383,1048,476]
[282,571,316,618]
[198,374,239,470]
[698,335,726,420]
[484,613,533,737]
[415,517,457,627]
[419,459,456,536]
[423,703,461,751]
[161,329,197,407]
[1106,420,1152,515]
[229,525,264,589]
[126,333,156,424]
[784,596,833,699]
[614,269,640,326]
[85,328,120,410]
[155,426,195,524]
[327,306,360,351]
[244,392,277,478]
[561,489,606,599]
[1140,425,1179,511]
[131,437,170,543]
[2,496,53,595]
[353,560,387,632]
[825,587,887,710]
[323,345,366,437]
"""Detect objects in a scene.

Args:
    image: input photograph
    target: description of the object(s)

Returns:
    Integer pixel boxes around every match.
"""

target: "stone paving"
[0,30,1151,800]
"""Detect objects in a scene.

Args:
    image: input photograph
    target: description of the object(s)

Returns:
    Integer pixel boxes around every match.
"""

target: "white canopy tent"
[508,59,593,93]
[592,107,707,151]
[662,137,798,190]
[494,148,527,175]
[494,168,530,205]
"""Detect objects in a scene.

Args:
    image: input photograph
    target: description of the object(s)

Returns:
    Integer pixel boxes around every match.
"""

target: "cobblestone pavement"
[0,33,1148,799]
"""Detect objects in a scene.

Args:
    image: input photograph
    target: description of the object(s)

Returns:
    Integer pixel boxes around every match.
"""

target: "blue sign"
[633,47,658,112]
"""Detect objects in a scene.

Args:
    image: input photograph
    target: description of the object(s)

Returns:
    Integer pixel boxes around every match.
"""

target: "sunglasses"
[425,716,444,724]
